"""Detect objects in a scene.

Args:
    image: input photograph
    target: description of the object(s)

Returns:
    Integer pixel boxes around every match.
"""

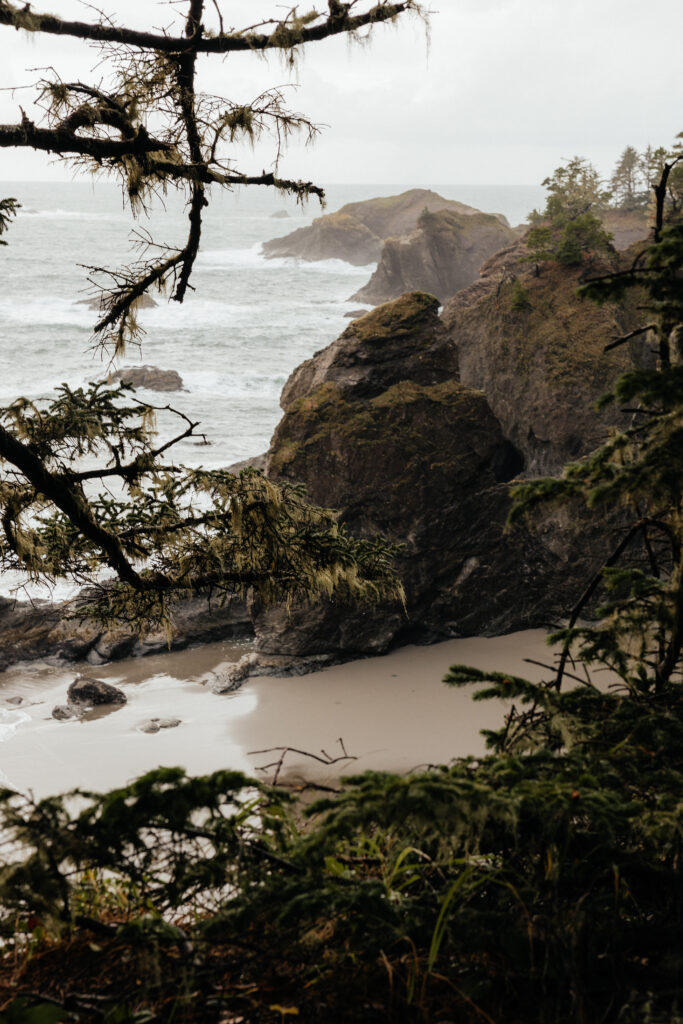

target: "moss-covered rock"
[351,208,516,305]
[248,286,616,658]
[261,373,522,654]
[442,246,649,475]
[279,292,457,408]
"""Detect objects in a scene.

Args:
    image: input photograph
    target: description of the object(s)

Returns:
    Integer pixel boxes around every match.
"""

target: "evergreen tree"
[610,144,646,209]
[526,157,613,266]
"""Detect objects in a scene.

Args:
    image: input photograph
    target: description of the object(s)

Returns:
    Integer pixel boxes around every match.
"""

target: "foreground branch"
[0,2,416,54]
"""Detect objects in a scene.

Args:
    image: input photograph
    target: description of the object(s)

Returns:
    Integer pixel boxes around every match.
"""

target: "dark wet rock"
[350,207,516,306]
[262,188,506,266]
[253,287,625,659]
[279,293,458,410]
[344,308,371,318]
[5,696,23,705]
[68,676,127,707]
[107,365,184,392]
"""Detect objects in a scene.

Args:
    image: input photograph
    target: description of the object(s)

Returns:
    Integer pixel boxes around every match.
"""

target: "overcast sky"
[0,0,680,185]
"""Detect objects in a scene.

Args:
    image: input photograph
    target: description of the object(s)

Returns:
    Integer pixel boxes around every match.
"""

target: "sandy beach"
[0,630,555,798]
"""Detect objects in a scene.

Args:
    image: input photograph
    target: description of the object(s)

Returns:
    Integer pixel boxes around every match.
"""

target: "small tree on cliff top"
[527,156,614,266]
[0,1,423,625]
[610,144,646,210]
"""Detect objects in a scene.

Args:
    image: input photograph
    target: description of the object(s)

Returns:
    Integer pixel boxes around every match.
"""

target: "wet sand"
[0,630,555,797]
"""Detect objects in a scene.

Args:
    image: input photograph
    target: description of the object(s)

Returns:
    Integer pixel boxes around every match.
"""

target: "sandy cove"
[0,630,554,798]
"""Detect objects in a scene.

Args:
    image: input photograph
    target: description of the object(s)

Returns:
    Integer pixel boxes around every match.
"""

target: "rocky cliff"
[254,292,616,658]
[350,208,516,305]
[601,208,650,250]
[261,188,506,265]
[441,244,648,475]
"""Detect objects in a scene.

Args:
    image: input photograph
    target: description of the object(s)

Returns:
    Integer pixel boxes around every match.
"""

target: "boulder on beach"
[52,704,76,721]
[350,207,516,306]
[108,365,185,392]
[138,717,181,734]
[67,676,127,707]
[51,675,127,722]
[209,652,260,693]
[261,188,508,266]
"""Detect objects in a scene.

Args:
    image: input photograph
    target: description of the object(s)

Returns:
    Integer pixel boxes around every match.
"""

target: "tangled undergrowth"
[0,671,681,1024]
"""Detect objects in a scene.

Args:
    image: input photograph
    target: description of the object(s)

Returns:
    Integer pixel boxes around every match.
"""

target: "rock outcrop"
[263,212,382,266]
[0,593,252,673]
[262,189,507,265]
[108,365,184,392]
[255,292,612,658]
[601,208,650,250]
[279,292,458,410]
[441,244,649,475]
[350,208,516,305]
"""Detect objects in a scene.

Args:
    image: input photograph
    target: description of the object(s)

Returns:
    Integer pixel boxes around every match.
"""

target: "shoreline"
[0,629,553,798]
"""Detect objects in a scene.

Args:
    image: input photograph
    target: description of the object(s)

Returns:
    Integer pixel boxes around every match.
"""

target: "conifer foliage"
[526,156,614,266]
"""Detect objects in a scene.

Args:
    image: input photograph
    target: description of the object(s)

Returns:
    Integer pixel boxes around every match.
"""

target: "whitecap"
[19,208,122,222]
[0,707,32,743]
[197,244,269,269]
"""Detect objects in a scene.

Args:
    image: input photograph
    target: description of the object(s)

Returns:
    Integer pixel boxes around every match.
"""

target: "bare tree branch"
[0,2,418,53]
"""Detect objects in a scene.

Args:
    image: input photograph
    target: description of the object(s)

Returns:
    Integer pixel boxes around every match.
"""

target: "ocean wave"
[0,296,93,328]
[19,208,123,222]
[0,707,32,744]
[197,244,268,269]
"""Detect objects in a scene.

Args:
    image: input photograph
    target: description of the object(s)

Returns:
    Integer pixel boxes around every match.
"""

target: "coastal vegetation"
[0,3,683,1021]
[0,162,681,1019]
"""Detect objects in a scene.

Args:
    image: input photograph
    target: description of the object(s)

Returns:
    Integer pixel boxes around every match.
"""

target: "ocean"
[0,179,544,599]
